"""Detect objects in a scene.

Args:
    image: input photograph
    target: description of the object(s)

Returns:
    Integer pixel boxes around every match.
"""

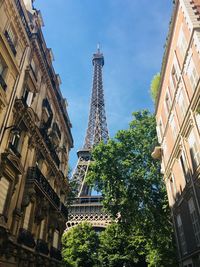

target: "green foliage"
[150,73,160,102]
[87,110,177,267]
[98,223,145,267]
[62,222,99,267]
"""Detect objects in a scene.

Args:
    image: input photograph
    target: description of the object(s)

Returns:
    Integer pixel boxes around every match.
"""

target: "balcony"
[27,167,68,219]
[15,0,31,38]
[18,228,35,248]
[28,167,60,208]
[50,247,62,261]
[4,31,17,56]
[39,128,60,167]
[36,239,49,255]
[9,143,21,158]
[0,74,7,91]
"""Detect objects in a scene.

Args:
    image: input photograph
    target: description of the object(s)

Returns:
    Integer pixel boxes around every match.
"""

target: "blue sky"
[34,0,173,170]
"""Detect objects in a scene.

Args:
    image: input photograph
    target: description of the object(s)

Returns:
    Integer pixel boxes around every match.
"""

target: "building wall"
[155,0,200,266]
[0,0,73,266]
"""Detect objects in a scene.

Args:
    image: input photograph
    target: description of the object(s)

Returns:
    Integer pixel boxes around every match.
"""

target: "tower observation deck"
[66,49,111,231]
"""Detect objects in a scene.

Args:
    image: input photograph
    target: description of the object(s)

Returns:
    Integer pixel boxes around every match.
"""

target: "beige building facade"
[0,0,73,266]
[154,0,200,266]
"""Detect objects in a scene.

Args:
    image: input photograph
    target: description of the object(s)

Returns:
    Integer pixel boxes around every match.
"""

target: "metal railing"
[15,0,31,38]
[4,30,17,56]
[72,196,103,205]
[27,167,68,219]
[28,167,60,208]
[39,128,60,167]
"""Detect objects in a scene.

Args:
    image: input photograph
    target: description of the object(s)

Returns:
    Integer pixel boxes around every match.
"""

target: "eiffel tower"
[66,47,111,231]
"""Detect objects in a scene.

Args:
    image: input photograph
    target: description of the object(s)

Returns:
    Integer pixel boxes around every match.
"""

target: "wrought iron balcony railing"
[4,31,17,56]
[18,228,35,248]
[50,246,62,261]
[36,239,49,255]
[28,167,60,208]
[15,0,31,38]
[27,167,68,219]
[9,143,21,158]
[0,74,7,91]
[39,128,60,167]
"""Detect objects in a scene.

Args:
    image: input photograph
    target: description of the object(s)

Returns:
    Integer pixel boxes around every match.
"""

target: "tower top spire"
[97,43,100,53]
[93,45,104,66]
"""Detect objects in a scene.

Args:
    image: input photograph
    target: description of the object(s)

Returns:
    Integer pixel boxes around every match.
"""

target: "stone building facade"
[0,0,73,266]
[153,0,200,266]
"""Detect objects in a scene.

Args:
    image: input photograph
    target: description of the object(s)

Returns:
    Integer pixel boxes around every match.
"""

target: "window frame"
[177,214,187,255]
[188,197,200,246]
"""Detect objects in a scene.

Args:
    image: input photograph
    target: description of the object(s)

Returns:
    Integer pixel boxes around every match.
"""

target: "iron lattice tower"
[66,49,111,230]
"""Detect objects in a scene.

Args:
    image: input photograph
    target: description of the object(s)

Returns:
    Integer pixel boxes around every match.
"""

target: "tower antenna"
[97,43,100,53]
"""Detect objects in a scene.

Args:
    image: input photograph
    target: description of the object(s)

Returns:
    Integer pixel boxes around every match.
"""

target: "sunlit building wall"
[0,0,73,266]
[154,0,200,266]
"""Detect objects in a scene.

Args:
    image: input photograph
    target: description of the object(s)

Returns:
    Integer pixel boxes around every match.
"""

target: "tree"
[150,73,160,103]
[87,110,177,266]
[62,222,99,267]
[98,223,146,267]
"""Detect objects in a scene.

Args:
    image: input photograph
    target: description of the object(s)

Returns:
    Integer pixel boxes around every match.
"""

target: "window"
[187,59,198,90]
[164,91,172,115]
[171,65,179,89]
[177,214,187,255]
[30,58,38,81]
[0,56,7,77]
[188,130,200,169]
[4,26,17,56]
[0,177,10,214]
[53,230,59,248]
[170,76,175,92]
[0,56,7,91]
[10,130,22,156]
[188,198,200,246]
[7,26,17,46]
[180,152,190,182]
[23,87,33,107]
[177,89,187,118]
[23,202,32,230]
[39,219,45,240]
[178,28,187,57]
[169,115,177,139]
